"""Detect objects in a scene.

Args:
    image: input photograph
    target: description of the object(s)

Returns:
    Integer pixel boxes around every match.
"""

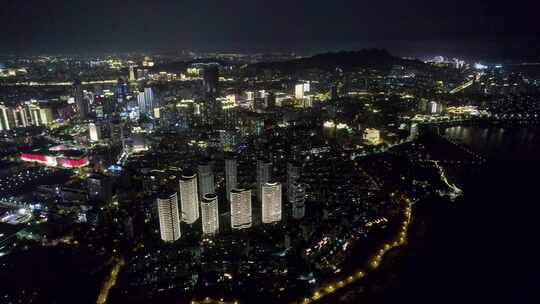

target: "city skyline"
[0,0,538,60]
[0,2,538,303]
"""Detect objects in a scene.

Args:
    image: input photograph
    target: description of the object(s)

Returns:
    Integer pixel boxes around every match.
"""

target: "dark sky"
[1,0,538,59]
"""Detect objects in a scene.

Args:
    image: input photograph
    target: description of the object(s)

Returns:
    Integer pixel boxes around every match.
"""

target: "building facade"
[230,187,252,230]
[157,191,181,242]
[201,193,219,236]
[262,182,282,224]
[179,171,199,224]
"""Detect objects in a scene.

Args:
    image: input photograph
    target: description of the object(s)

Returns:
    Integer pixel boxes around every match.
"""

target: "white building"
[429,101,438,114]
[295,84,305,99]
[303,82,311,93]
[230,187,252,230]
[262,182,282,224]
[179,172,199,224]
[88,123,101,142]
[157,192,181,242]
[0,105,15,131]
[28,103,54,127]
[201,193,219,235]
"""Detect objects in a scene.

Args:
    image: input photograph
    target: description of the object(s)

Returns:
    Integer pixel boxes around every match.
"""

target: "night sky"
[1,0,538,59]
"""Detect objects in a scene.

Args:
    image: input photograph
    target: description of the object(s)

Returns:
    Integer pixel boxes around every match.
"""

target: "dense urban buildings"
[0,8,538,302]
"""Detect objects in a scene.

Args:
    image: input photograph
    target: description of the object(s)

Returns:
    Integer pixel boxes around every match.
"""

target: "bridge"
[449,79,474,94]
[449,72,480,94]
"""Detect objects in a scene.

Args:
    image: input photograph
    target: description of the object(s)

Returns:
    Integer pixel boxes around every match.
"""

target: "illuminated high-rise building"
[137,87,155,114]
[128,65,136,82]
[201,193,219,236]
[179,171,199,224]
[428,101,438,114]
[225,157,238,202]
[88,122,101,142]
[231,187,253,229]
[144,87,155,111]
[116,78,128,102]
[287,162,301,202]
[28,103,54,127]
[137,89,145,112]
[157,191,181,242]
[287,162,306,219]
[230,187,252,230]
[291,183,306,220]
[13,105,31,128]
[0,105,16,131]
[262,182,282,224]
[256,159,272,202]
[73,79,89,119]
[197,162,214,199]
[295,83,305,99]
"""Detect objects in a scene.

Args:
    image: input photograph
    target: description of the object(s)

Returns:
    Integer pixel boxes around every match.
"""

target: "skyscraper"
[28,103,54,126]
[230,187,252,230]
[88,122,101,142]
[137,87,155,114]
[225,157,238,202]
[144,87,155,112]
[197,162,214,199]
[0,105,15,131]
[201,193,219,236]
[262,182,282,224]
[179,171,199,224]
[13,104,31,128]
[73,79,89,119]
[202,65,219,97]
[295,83,305,99]
[128,65,136,82]
[287,162,306,219]
[137,89,146,113]
[291,183,306,220]
[287,162,300,202]
[256,159,272,202]
[157,191,181,242]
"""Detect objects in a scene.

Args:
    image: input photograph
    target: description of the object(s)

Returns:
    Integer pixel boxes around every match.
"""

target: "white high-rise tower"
[157,191,181,242]
[201,193,219,235]
[262,182,282,224]
[179,171,199,224]
[230,187,252,230]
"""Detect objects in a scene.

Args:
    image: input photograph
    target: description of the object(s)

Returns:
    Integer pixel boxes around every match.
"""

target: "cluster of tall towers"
[157,158,305,242]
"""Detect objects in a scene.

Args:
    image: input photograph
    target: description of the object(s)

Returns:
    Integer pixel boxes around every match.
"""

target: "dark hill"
[249,49,426,72]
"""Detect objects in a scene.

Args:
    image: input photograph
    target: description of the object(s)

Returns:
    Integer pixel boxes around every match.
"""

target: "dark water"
[445,125,540,160]
[438,125,540,303]
[339,125,540,304]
